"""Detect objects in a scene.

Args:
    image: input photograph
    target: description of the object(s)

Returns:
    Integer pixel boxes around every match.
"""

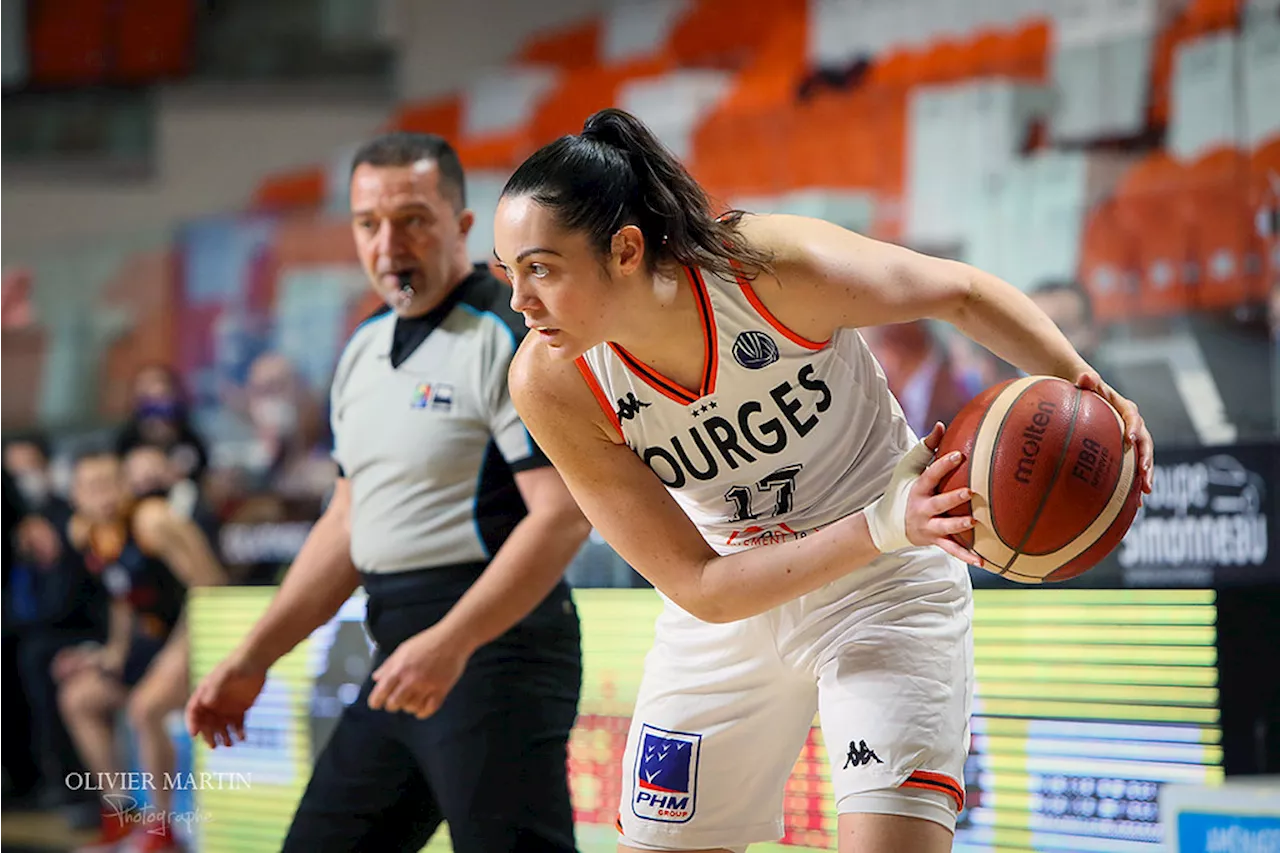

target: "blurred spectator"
[4,433,73,532]
[3,466,45,807]
[2,442,108,814]
[863,320,972,436]
[1026,279,1109,378]
[114,365,210,486]
[122,444,222,557]
[56,449,226,851]
[215,351,337,505]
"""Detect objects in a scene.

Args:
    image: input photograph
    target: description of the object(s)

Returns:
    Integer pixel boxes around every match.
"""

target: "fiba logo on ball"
[732,331,780,370]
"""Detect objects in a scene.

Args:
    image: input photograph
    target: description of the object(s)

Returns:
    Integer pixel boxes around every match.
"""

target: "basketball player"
[56,450,226,852]
[493,108,1154,853]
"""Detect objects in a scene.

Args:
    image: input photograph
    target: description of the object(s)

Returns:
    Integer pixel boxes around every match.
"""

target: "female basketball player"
[493,108,1153,853]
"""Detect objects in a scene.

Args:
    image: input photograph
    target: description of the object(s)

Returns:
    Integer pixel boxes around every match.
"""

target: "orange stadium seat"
[515,19,601,71]
[668,0,807,69]
[387,95,463,141]
[526,54,674,149]
[686,13,809,193]
[454,131,529,172]
[1008,18,1052,82]
[1183,0,1242,35]
[1183,146,1258,309]
[1116,154,1196,316]
[867,45,933,92]
[1078,198,1141,324]
[970,28,1010,78]
[111,0,195,83]
[1148,0,1241,131]
[918,39,975,85]
[251,166,328,213]
[27,0,111,85]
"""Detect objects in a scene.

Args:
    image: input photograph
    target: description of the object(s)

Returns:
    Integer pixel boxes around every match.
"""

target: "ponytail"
[501,108,772,281]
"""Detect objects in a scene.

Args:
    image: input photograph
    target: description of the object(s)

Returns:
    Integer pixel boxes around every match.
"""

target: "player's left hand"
[1075,371,1153,498]
[367,625,471,719]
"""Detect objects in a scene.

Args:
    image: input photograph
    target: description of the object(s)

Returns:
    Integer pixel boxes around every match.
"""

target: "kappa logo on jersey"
[632,724,700,823]
[411,382,454,412]
[616,393,651,422]
[640,364,832,489]
[732,330,780,370]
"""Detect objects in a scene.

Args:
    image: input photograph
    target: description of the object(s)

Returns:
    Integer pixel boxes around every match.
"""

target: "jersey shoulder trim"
[728,261,829,351]
[575,356,625,442]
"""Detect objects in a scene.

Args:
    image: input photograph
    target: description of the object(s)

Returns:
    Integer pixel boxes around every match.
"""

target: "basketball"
[935,375,1142,584]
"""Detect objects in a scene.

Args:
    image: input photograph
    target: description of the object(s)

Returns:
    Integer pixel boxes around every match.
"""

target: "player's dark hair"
[501,108,773,280]
[349,131,467,210]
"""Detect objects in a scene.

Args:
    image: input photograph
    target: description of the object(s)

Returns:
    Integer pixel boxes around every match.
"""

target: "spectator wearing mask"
[114,365,209,486]
[231,352,337,505]
[4,434,73,533]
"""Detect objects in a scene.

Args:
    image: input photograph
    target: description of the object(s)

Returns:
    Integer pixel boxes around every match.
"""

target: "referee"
[185,132,591,853]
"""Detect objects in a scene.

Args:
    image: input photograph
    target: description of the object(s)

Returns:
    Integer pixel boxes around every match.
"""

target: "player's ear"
[611,225,645,275]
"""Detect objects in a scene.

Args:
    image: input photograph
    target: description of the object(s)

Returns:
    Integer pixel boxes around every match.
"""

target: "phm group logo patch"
[632,723,701,823]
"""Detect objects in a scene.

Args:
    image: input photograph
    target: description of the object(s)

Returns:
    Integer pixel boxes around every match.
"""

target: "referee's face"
[350,161,473,317]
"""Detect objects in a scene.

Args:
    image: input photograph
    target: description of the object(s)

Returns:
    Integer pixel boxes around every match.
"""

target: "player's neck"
[607,267,707,390]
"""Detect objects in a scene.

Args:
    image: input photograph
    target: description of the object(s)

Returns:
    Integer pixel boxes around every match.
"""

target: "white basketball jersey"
[577,266,919,556]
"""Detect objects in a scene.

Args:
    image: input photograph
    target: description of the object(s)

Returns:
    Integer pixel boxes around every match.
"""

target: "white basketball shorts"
[616,546,974,851]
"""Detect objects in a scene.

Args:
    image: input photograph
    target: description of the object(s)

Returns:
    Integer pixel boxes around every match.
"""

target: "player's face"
[350,161,474,318]
[493,194,624,360]
[72,455,126,523]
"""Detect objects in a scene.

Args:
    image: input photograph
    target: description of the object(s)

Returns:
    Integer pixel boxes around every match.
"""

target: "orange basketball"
[935,375,1142,584]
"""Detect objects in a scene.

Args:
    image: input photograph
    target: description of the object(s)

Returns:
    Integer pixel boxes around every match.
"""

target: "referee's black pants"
[281,565,583,853]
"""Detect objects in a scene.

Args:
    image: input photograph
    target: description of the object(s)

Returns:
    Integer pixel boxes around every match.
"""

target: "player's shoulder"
[733,211,839,257]
[509,337,597,420]
[454,265,527,349]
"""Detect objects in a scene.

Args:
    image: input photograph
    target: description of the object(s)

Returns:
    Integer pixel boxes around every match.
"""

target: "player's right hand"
[185,655,267,749]
[904,422,983,568]
[865,422,984,568]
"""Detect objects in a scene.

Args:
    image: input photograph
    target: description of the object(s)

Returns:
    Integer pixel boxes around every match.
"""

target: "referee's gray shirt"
[330,266,548,575]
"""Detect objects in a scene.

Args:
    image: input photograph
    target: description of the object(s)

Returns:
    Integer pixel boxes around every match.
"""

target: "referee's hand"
[367,625,469,720]
[185,656,267,749]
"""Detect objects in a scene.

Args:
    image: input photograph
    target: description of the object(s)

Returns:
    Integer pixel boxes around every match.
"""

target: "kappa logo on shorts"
[632,724,700,823]
[843,739,883,769]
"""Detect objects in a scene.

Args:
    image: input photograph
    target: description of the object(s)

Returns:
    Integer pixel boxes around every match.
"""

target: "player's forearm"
[233,509,361,671]
[945,268,1092,380]
[433,507,590,654]
[687,512,882,623]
